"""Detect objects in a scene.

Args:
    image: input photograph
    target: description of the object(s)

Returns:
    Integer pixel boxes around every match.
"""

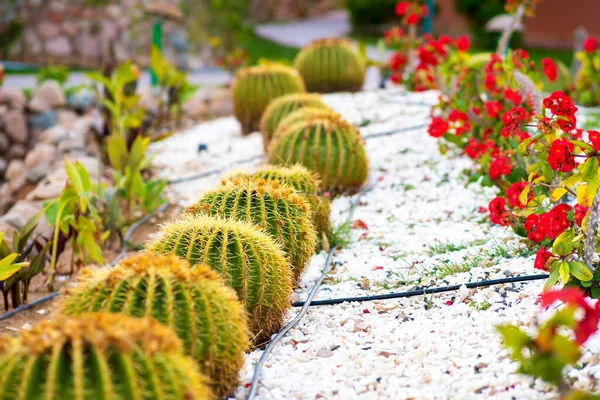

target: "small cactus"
[268,109,369,192]
[188,177,316,281]
[228,165,332,247]
[260,93,329,151]
[59,254,249,397]
[294,38,366,93]
[271,107,343,144]
[232,64,305,135]
[0,313,213,399]
[145,214,292,343]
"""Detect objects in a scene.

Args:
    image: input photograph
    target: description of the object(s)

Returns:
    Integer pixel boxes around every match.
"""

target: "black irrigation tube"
[167,154,265,185]
[291,274,550,308]
[0,203,170,322]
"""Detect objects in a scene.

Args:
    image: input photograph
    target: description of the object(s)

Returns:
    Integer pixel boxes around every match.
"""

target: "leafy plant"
[0,215,50,310]
[36,65,69,86]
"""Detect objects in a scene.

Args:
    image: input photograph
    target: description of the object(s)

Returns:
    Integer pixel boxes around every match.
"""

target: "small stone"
[31,80,66,109]
[28,96,51,113]
[67,87,96,112]
[28,110,57,131]
[0,89,26,110]
[5,160,24,181]
[36,309,46,315]
[26,164,50,184]
[503,270,513,277]
[316,348,334,358]
[26,180,65,201]
[0,157,7,177]
[0,134,9,153]
[57,110,78,128]
[21,323,32,331]
[3,110,28,143]
[38,125,68,144]
[0,200,43,231]
[7,144,26,160]
[25,143,57,169]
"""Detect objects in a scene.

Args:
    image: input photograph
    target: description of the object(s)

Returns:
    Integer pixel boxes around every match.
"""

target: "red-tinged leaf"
[352,219,369,230]
[362,309,371,314]
[373,266,384,270]
[377,176,384,181]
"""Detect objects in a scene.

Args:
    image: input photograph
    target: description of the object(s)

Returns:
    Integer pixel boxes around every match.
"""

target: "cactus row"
[59,254,249,397]
[232,64,305,135]
[0,313,213,400]
[260,93,329,151]
[294,38,366,93]
[268,108,369,192]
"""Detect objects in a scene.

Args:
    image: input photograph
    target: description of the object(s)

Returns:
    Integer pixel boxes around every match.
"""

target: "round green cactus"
[260,93,329,151]
[294,38,366,93]
[59,254,249,397]
[228,165,332,247]
[145,214,292,343]
[188,177,316,281]
[232,64,306,135]
[268,109,369,193]
[0,313,213,400]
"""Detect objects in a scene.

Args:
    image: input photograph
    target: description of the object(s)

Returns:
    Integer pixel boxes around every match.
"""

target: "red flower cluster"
[543,91,578,132]
[548,138,576,172]
[588,130,600,151]
[395,1,428,25]
[524,204,572,242]
[541,57,557,82]
[574,204,589,227]
[384,26,403,45]
[427,117,449,138]
[500,106,528,137]
[540,288,600,345]
[583,37,599,54]
[534,247,553,271]
[489,157,512,180]
[456,36,470,52]
[506,182,533,208]
[484,100,503,119]
[489,197,511,226]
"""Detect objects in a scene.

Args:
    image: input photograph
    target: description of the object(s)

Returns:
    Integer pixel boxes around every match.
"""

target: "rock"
[0,89,26,110]
[0,157,7,177]
[0,200,43,231]
[31,80,66,108]
[25,143,57,169]
[8,144,26,160]
[26,164,50,184]
[66,87,96,112]
[46,36,72,57]
[38,124,69,145]
[58,135,86,153]
[26,180,65,201]
[57,109,78,128]
[0,134,9,153]
[5,160,25,181]
[28,110,57,131]
[3,110,28,143]
[28,96,51,113]
[0,221,15,237]
[0,105,8,118]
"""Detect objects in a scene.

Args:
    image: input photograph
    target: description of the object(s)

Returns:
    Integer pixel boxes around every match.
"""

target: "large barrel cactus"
[260,93,329,151]
[232,64,305,135]
[0,313,212,399]
[145,214,292,343]
[188,177,316,281]
[228,165,332,246]
[294,38,366,93]
[59,254,249,397]
[268,109,369,192]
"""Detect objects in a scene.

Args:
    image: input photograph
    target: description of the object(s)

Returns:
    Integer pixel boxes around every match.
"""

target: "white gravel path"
[151,89,600,400]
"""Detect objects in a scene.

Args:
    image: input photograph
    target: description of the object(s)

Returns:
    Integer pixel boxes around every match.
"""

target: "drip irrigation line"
[247,245,337,400]
[291,273,549,308]
[363,122,429,139]
[0,203,170,321]
[167,154,265,185]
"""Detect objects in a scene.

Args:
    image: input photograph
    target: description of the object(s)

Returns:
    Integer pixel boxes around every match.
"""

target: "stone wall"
[5,0,186,69]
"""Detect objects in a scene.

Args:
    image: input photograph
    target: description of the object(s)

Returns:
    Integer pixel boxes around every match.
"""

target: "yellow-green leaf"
[569,261,593,282]
[551,187,567,202]
[65,158,84,195]
[559,261,570,284]
[0,254,28,281]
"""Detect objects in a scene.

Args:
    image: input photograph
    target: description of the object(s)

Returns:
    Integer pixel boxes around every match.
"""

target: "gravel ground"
[151,89,600,400]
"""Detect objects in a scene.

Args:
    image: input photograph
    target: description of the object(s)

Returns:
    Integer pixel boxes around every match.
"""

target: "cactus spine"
[232,64,305,135]
[228,165,332,247]
[268,109,369,192]
[59,254,249,397]
[0,313,213,400]
[260,93,328,151]
[294,38,366,93]
[145,214,292,343]
[188,177,316,281]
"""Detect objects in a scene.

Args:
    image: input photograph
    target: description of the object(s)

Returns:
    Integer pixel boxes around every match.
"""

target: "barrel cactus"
[260,93,329,151]
[232,64,305,135]
[294,38,366,93]
[228,165,332,246]
[272,107,343,144]
[145,214,292,343]
[59,254,249,397]
[268,109,369,192]
[188,177,316,281]
[0,313,212,399]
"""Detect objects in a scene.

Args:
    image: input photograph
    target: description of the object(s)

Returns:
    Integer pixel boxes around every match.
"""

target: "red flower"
[484,74,496,91]
[395,1,410,16]
[589,130,600,151]
[504,88,522,105]
[456,36,470,52]
[489,157,512,180]
[465,138,485,159]
[421,5,429,17]
[406,13,420,25]
[484,100,503,119]
[506,182,533,208]
[541,58,557,82]
[489,197,510,226]
[389,73,402,84]
[574,204,589,226]
[583,37,599,53]
[534,248,553,271]
[428,117,449,138]
[543,91,578,117]
[540,288,600,345]
[548,138,576,172]
[390,52,408,70]
[352,219,369,230]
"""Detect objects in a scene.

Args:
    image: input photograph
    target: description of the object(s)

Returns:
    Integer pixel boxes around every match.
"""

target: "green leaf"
[496,325,531,360]
[544,262,561,290]
[552,229,574,256]
[65,159,84,195]
[0,254,28,281]
[559,261,570,284]
[569,261,593,282]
